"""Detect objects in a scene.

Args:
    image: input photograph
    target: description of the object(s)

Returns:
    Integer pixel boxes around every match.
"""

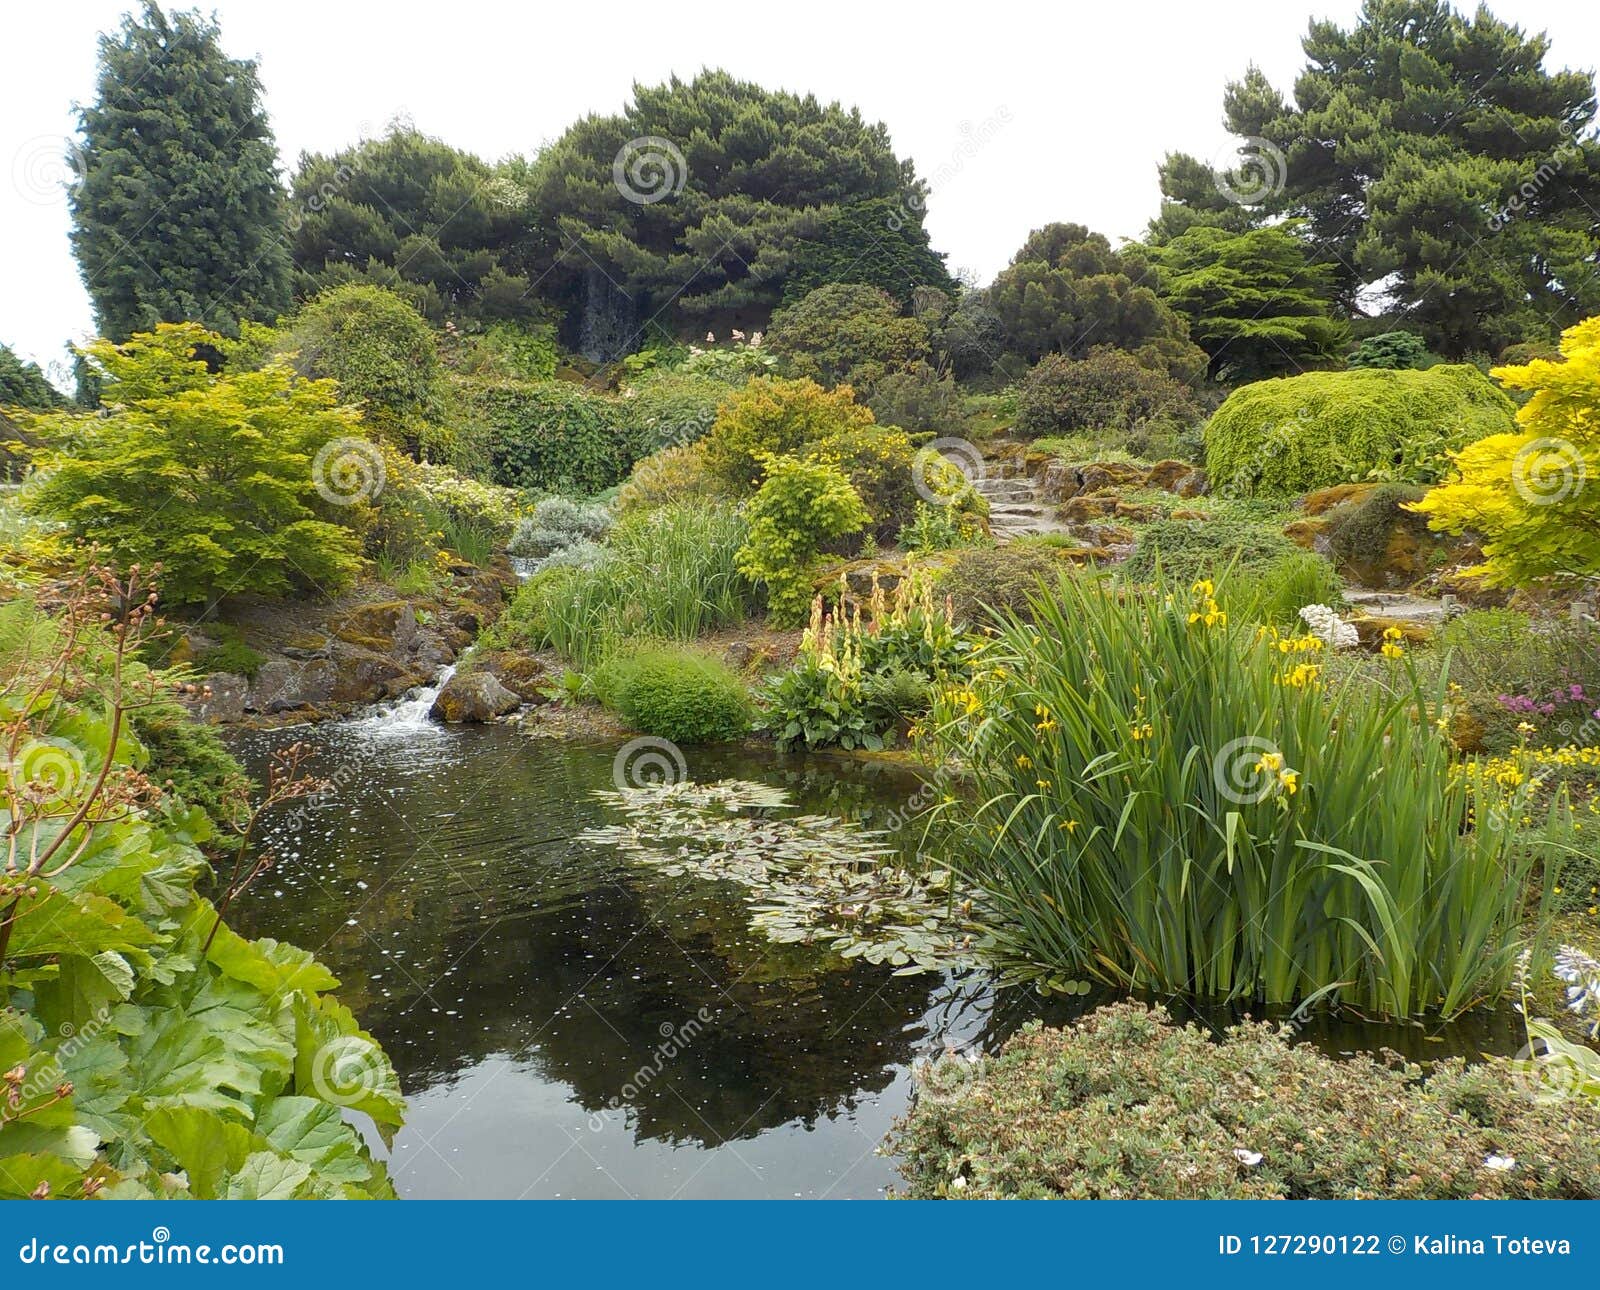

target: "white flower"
[951,1174,967,1190]
[749,331,763,347]
[705,331,716,344]
[1483,1154,1516,1171]
[1232,1148,1263,1166]
[731,329,746,341]
[1298,603,1359,650]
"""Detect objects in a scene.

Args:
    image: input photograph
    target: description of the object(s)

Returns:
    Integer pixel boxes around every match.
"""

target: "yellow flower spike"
[1035,779,1052,791]
[1015,753,1033,769]
[1278,769,1300,794]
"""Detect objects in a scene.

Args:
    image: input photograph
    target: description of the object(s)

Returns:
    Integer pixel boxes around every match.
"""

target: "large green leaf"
[292,994,405,1147]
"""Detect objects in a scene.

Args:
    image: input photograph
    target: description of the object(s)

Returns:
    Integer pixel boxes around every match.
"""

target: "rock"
[1072,523,1137,548]
[1059,495,1116,522]
[1301,483,1377,517]
[248,658,338,714]
[1348,613,1436,650]
[472,650,549,703]
[429,671,522,722]
[1173,470,1209,499]
[842,563,904,596]
[181,672,248,723]
[1114,500,1157,522]
[1143,459,1192,492]
[332,601,419,655]
[165,630,219,667]
[328,646,421,705]
[1169,508,1208,522]
[1077,462,1147,494]
[1282,518,1329,551]
[1038,461,1077,503]
[1058,546,1112,565]
[723,640,756,671]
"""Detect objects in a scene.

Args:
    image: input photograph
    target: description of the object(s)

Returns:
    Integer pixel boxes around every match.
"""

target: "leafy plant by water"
[923,574,1568,1018]
[582,780,983,974]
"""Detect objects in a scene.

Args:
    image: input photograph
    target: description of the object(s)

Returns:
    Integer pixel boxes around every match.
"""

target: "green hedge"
[1204,364,1514,496]
[461,378,633,494]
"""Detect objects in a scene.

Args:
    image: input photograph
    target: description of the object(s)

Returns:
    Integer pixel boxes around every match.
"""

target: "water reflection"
[228,719,1527,1198]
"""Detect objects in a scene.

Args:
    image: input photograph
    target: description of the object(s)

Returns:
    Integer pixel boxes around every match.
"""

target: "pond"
[227,693,1528,1199]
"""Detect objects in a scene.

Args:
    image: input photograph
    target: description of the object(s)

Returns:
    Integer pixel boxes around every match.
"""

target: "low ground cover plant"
[890,1003,1600,1199]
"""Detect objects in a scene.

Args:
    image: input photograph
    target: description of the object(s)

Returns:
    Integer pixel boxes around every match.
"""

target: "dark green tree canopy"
[1151,223,1348,381]
[986,223,1206,377]
[529,71,928,345]
[69,2,292,340]
[783,197,955,305]
[289,124,535,322]
[1159,0,1600,354]
[766,284,930,390]
[0,344,66,410]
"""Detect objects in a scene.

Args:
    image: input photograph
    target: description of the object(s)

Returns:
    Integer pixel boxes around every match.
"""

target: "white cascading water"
[354,664,455,733]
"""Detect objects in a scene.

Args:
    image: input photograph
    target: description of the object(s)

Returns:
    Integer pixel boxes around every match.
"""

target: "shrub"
[702,377,875,490]
[593,646,752,743]
[615,369,732,455]
[864,362,966,435]
[890,1003,1600,1199]
[487,503,752,667]
[1413,315,1600,585]
[1123,514,1299,584]
[442,320,560,382]
[1204,364,1516,496]
[463,379,632,494]
[1016,348,1200,438]
[804,423,980,541]
[507,496,612,558]
[736,457,870,625]
[1349,330,1433,370]
[282,284,442,440]
[412,461,521,542]
[924,577,1561,1015]
[615,441,729,514]
[1219,550,1346,628]
[939,543,1081,624]
[21,323,365,605]
[766,284,930,390]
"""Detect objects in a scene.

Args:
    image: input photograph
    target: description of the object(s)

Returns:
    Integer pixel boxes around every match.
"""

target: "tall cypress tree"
[69,3,291,340]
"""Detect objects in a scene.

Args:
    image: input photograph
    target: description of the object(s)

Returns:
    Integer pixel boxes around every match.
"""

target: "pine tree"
[1155,0,1600,355]
[1152,223,1348,381]
[69,3,292,340]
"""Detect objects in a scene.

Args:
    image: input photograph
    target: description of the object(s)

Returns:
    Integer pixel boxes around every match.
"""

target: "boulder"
[1077,462,1146,495]
[1173,470,1209,499]
[1301,482,1377,517]
[1038,461,1077,503]
[472,650,550,703]
[429,671,522,723]
[1059,495,1117,523]
[247,658,338,714]
[181,672,248,724]
[328,646,421,706]
[1143,459,1192,492]
[331,601,419,655]
[1114,500,1157,522]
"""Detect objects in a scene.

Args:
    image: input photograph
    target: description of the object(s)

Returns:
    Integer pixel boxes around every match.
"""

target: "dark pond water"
[226,697,1528,1199]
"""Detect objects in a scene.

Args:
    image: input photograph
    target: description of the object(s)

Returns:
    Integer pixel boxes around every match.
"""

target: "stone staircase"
[973,464,1078,543]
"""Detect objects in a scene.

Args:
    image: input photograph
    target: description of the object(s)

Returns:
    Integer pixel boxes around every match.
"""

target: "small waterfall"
[355,665,455,734]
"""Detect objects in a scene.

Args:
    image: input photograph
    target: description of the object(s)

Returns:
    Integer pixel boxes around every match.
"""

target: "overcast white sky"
[3,0,1597,386]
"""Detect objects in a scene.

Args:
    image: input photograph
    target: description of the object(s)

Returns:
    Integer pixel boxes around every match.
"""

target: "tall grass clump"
[925,575,1565,1018]
[488,502,753,668]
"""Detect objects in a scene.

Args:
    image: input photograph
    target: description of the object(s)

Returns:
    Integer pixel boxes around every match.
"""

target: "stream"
[226,679,1529,1199]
